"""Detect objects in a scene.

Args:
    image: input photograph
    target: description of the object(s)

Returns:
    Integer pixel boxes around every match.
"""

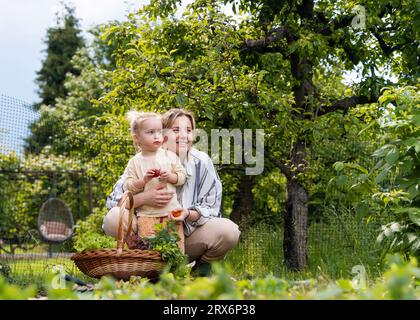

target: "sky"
[0,0,149,105]
[0,0,151,156]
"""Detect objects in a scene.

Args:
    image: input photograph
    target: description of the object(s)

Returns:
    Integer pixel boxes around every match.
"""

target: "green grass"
[1,255,95,292]
[223,211,385,283]
[2,209,388,291]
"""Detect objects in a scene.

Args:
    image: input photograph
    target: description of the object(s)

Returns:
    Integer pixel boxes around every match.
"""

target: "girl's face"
[164,115,193,159]
[134,118,163,152]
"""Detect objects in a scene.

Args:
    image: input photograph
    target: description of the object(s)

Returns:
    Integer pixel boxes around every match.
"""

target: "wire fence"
[0,211,385,287]
[225,213,386,279]
[0,169,96,287]
[0,94,387,288]
[0,94,98,287]
[0,178,386,287]
[0,94,38,156]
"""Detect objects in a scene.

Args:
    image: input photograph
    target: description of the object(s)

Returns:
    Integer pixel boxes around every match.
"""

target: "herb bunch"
[125,221,186,269]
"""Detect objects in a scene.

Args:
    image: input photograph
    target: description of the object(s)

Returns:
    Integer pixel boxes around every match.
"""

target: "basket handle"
[116,191,135,254]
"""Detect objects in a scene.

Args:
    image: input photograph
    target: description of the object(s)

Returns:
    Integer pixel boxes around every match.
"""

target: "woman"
[103,108,240,276]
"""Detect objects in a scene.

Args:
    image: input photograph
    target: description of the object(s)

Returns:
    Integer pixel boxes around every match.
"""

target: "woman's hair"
[161,108,196,130]
[126,110,161,133]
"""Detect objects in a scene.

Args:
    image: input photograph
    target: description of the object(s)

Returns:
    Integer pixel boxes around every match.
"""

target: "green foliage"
[35,3,85,107]
[0,253,418,299]
[329,86,419,258]
[373,86,420,257]
[0,261,11,281]
[73,207,115,252]
[0,152,88,244]
[0,276,37,300]
[147,221,187,269]
[309,106,382,215]
[65,113,133,193]
[63,253,420,300]
[26,3,86,154]
[252,168,286,221]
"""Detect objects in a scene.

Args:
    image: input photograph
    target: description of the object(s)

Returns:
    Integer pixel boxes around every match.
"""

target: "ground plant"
[1,0,418,301]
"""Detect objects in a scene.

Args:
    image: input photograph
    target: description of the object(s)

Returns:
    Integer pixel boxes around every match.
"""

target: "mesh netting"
[0,93,39,156]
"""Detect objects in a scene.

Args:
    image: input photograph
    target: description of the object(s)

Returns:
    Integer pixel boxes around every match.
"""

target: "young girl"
[124,110,187,252]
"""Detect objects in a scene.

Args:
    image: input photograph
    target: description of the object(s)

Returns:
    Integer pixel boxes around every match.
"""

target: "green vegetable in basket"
[147,221,187,269]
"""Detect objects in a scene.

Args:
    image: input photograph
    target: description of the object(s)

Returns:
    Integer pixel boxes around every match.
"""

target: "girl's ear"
[163,135,168,143]
[132,133,140,145]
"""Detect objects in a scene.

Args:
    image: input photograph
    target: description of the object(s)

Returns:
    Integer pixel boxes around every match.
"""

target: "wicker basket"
[71,192,165,281]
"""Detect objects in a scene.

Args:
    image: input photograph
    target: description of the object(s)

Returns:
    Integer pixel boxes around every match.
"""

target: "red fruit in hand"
[171,209,182,218]
[152,169,161,177]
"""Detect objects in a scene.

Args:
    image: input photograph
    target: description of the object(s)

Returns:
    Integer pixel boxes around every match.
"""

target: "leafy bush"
[48,254,420,300]
[73,207,115,252]
[373,86,419,257]
[330,86,419,258]
[0,151,90,246]
[0,276,37,300]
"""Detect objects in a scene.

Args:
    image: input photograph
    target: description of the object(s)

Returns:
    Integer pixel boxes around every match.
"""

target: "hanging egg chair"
[38,198,74,244]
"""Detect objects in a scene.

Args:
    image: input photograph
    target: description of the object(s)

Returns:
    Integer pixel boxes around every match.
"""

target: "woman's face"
[164,115,193,159]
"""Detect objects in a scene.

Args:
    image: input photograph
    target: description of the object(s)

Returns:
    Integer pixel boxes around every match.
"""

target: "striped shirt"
[106,148,222,236]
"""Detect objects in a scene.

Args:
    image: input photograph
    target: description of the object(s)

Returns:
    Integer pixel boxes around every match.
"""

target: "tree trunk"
[231,174,254,225]
[283,142,309,270]
[284,177,308,270]
[284,36,313,270]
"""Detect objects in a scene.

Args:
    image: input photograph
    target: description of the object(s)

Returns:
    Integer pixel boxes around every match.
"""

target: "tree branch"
[298,0,314,19]
[317,95,378,117]
[240,27,295,54]
[372,32,401,58]
[264,149,292,180]
[316,13,355,36]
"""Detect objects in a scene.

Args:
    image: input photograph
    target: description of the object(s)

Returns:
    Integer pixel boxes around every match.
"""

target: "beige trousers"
[102,207,240,263]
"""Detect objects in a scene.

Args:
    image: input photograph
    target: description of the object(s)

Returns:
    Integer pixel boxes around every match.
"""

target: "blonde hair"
[161,108,196,130]
[126,110,161,133]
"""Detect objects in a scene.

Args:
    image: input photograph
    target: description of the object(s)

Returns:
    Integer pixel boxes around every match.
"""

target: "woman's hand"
[168,208,189,222]
[134,182,174,208]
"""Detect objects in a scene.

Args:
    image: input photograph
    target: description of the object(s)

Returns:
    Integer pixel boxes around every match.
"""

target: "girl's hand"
[158,169,170,182]
[168,208,189,222]
[151,168,161,177]
[144,168,159,183]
